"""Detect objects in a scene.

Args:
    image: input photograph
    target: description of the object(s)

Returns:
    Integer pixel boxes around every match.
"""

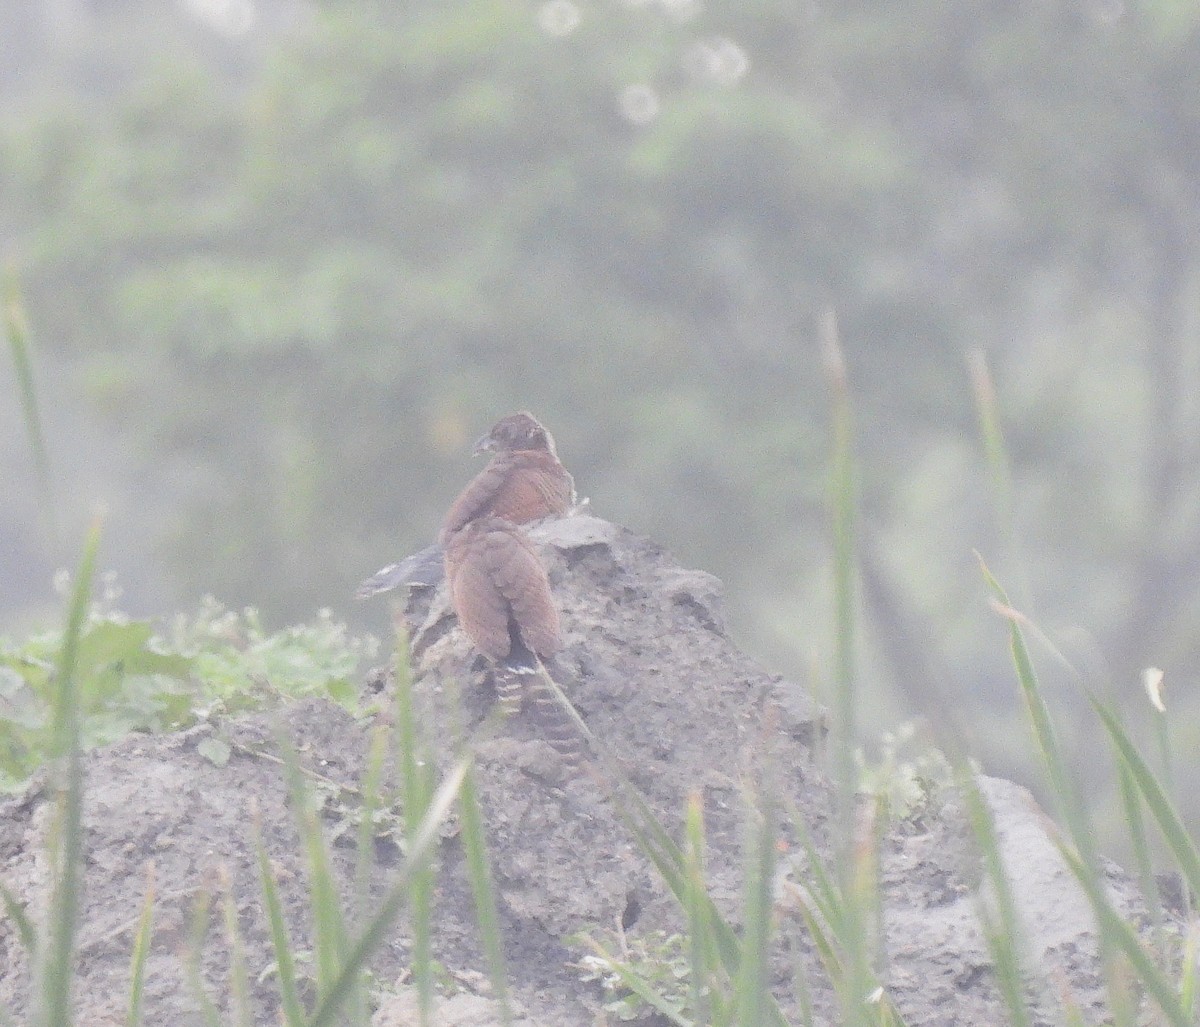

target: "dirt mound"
[0,515,1147,1025]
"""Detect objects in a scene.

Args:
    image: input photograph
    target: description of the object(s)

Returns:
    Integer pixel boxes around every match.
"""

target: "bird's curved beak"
[472,432,498,456]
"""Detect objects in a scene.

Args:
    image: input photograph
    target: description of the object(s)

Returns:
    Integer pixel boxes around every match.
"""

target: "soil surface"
[0,515,1153,1024]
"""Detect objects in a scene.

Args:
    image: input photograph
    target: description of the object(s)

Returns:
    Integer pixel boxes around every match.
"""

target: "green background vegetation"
[3,0,1200,839]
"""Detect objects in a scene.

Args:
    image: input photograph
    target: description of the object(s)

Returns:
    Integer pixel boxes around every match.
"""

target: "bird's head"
[473,411,556,456]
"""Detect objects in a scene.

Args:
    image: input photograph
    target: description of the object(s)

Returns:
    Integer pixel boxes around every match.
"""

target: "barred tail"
[492,667,527,716]
[528,673,586,766]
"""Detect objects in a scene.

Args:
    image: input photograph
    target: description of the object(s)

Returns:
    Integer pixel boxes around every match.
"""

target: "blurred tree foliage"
[3,0,1200,823]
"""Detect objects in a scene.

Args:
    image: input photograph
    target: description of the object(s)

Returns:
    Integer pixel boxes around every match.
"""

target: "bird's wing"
[478,525,562,660]
[445,529,513,662]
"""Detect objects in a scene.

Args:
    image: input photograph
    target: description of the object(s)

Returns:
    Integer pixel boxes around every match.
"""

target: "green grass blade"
[843,797,887,1027]
[35,517,101,1027]
[786,802,860,1016]
[789,886,914,1027]
[821,310,858,808]
[1060,996,1088,1027]
[442,669,511,1024]
[862,795,889,975]
[618,789,746,982]
[220,865,253,1027]
[555,675,738,970]
[1054,837,1192,1027]
[184,889,222,1027]
[3,273,54,529]
[785,801,845,936]
[1150,685,1177,819]
[1091,697,1200,905]
[781,803,842,1022]
[253,809,307,1027]
[306,756,470,1027]
[1180,923,1198,1019]
[789,889,843,985]
[784,801,914,1027]
[350,724,388,1027]
[541,668,716,911]
[734,789,776,1026]
[955,769,1033,1027]
[791,947,815,1027]
[278,733,352,1005]
[823,315,884,1027]
[980,565,1142,1023]
[354,725,388,921]
[791,939,816,1027]
[124,863,156,1027]
[978,561,1112,914]
[394,628,435,1027]
[1114,760,1163,949]
[683,792,716,1026]
[978,560,1078,821]
[967,350,1015,539]
[457,758,512,1025]
[0,879,37,954]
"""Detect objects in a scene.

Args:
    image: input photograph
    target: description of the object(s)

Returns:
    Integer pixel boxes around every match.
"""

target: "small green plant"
[165,596,377,712]
[573,929,693,1023]
[0,590,378,791]
[0,597,194,790]
[855,722,955,822]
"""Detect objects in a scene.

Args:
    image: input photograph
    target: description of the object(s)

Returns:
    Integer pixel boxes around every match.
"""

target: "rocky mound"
[0,515,1147,1025]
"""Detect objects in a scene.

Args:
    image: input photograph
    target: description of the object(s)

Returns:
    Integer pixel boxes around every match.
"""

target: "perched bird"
[356,412,583,761]
[356,411,576,599]
[438,411,576,545]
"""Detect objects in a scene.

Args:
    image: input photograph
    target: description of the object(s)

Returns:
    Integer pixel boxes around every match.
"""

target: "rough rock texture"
[0,515,1153,1025]
[406,516,828,940]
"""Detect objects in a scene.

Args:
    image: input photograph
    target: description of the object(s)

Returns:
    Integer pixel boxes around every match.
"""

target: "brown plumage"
[444,516,583,761]
[438,412,576,546]
[443,515,561,673]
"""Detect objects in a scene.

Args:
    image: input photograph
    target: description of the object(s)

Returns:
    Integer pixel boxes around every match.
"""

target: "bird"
[356,411,576,599]
[356,412,584,762]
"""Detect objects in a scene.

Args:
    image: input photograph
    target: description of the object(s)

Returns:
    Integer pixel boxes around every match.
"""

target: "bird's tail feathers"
[529,674,586,766]
[501,634,540,675]
[355,543,446,599]
[492,667,526,716]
